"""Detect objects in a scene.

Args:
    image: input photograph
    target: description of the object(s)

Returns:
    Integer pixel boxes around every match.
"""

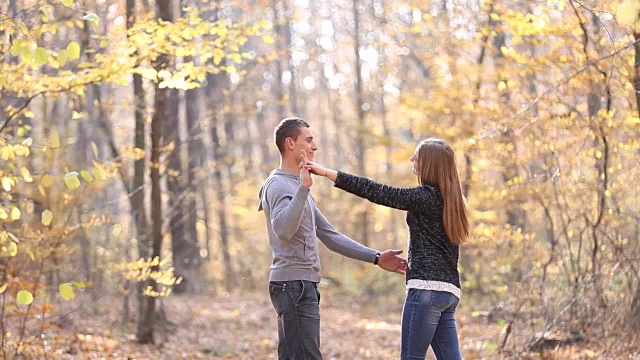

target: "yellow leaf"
[7,242,18,257]
[17,290,34,305]
[1,177,15,191]
[40,174,54,187]
[35,47,48,66]
[42,209,53,226]
[80,170,93,182]
[230,53,242,64]
[92,165,106,181]
[157,69,171,79]
[1,145,15,160]
[59,283,75,301]
[0,284,7,294]
[66,42,81,60]
[63,172,81,190]
[0,208,7,220]
[20,167,33,182]
[58,49,68,67]
[91,142,99,158]
[617,0,640,26]
[10,207,21,221]
[49,129,60,148]
[490,13,500,20]
[61,0,73,6]
[13,144,29,156]
[261,34,275,44]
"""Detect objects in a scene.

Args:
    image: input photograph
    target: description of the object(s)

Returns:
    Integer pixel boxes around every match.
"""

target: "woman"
[306,138,469,360]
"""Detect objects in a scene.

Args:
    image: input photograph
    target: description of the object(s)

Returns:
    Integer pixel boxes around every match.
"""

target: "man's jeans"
[269,280,322,360]
[401,289,462,360]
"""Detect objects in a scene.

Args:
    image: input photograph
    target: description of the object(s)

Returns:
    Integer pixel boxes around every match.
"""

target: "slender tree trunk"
[271,0,286,119]
[126,0,151,326]
[629,30,640,328]
[165,88,193,293]
[137,0,172,344]
[352,0,369,246]
[183,3,203,285]
[283,0,298,115]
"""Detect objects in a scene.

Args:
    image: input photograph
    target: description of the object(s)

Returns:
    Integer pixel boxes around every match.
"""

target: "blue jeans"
[401,289,462,360]
[269,280,322,360]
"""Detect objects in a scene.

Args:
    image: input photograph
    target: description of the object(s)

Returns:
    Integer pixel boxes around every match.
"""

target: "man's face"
[290,127,317,161]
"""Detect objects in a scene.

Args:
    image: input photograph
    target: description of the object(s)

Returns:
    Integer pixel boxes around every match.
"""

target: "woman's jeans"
[269,280,322,360]
[401,289,462,360]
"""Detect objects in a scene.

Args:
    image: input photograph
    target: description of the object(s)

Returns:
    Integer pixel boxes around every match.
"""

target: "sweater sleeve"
[266,180,310,241]
[315,207,378,263]
[334,171,438,212]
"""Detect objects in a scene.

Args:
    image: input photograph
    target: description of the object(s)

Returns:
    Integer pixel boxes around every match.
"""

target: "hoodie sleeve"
[315,207,378,263]
[264,179,310,241]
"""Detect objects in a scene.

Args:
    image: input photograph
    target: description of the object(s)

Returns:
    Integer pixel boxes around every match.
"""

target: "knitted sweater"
[335,171,461,298]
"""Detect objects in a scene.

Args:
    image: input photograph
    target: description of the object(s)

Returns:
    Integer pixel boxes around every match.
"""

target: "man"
[258,117,407,359]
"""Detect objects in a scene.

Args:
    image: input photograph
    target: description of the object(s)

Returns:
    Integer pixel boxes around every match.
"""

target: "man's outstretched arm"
[315,208,406,274]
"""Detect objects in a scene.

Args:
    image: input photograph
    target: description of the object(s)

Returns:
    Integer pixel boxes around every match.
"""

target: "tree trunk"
[182,3,203,287]
[165,88,195,294]
[352,0,369,246]
[630,30,640,328]
[283,0,298,115]
[271,0,286,119]
[126,0,151,327]
[137,0,172,344]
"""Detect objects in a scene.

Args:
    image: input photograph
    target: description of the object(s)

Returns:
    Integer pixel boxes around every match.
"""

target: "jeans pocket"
[430,291,455,311]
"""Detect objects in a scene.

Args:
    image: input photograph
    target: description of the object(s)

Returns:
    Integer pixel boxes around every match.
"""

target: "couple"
[259,118,469,360]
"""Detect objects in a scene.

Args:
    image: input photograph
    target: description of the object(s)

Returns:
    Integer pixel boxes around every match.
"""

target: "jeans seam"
[406,300,417,357]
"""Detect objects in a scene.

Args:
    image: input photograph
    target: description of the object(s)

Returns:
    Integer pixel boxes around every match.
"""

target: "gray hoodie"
[259,168,378,282]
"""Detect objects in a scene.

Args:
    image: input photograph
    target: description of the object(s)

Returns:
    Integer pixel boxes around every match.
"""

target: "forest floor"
[5,290,640,359]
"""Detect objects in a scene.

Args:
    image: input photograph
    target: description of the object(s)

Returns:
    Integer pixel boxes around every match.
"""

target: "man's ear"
[285,137,294,150]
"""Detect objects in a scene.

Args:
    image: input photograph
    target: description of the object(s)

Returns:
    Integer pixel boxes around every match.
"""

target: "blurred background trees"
[1,0,639,357]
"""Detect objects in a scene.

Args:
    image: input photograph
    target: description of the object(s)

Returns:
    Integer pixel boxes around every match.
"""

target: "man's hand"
[299,151,313,188]
[377,249,407,275]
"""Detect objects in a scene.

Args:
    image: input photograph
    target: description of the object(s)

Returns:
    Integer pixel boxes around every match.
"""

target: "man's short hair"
[274,117,310,154]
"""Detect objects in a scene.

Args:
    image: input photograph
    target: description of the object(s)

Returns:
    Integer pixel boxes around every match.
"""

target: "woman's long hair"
[415,138,469,245]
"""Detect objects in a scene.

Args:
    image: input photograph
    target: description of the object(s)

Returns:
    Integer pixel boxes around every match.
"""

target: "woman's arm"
[306,161,438,211]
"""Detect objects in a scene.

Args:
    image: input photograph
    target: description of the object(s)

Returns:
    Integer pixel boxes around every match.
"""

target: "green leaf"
[42,209,53,226]
[0,284,7,294]
[61,0,73,6]
[82,13,100,23]
[17,290,34,305]
[35,47,48,66]
[58,49,68,67]
[80,170,93,182]
[66,42,81,60]
[59,283,75,301]
[63,171,81,190]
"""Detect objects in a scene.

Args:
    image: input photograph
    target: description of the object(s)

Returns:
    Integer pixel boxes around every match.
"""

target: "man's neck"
[279,157,300,176]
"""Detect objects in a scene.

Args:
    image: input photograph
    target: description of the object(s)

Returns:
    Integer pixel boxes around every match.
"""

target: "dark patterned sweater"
[335,171,461,298]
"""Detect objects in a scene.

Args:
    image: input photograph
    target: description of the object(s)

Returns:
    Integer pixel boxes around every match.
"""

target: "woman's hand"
[305,161,328,177]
